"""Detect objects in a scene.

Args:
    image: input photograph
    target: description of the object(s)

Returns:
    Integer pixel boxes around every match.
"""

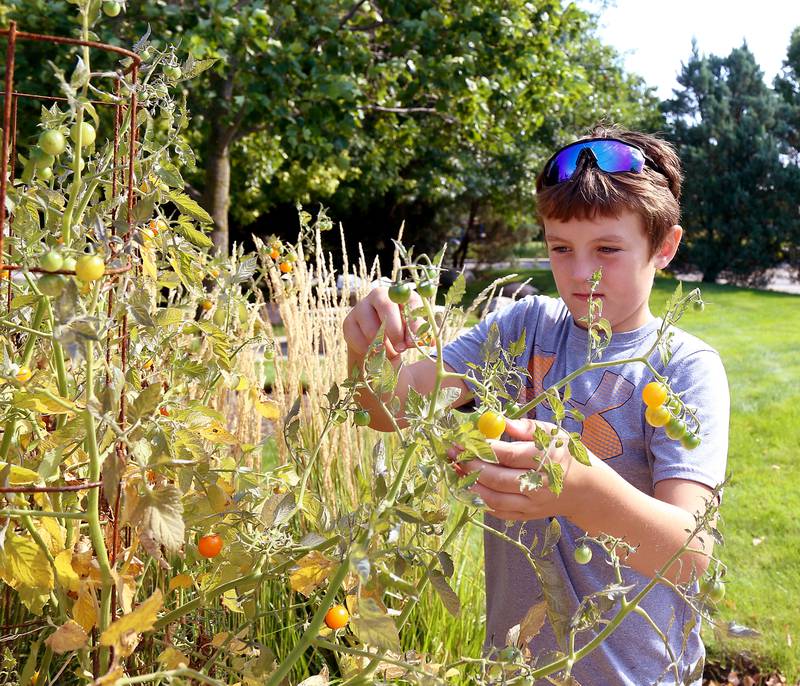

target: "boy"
[343,123,729,685]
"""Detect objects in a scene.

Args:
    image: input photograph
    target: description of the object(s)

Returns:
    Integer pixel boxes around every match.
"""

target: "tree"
[662,42,800,285]
[2,1,662,259]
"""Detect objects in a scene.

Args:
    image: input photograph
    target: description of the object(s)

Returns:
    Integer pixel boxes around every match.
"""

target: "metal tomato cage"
[0,20,144,630]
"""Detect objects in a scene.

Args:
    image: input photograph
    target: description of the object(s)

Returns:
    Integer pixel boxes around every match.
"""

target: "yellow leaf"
[206,483,231,513]
[157,646,190,670]
[0,531,54,594]
[289,551,337,598]
[115,572,137,615]
[92,665,124,685]
[198,420,239,445]
[222,588,244,614]
[140,242,158,281]
[39,518,67,555]
[169,573,193,592]
[54,550,81,594]
[99,588,163,650]
[0,461,41,485]
[250,389,280,419]
[12,391,77,414]
[45,620,88,654]
[72,582,99,634]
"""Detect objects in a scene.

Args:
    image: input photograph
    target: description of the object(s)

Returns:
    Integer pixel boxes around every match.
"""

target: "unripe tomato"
[38,166,53,181]
[164,65,181,80]
[38,274,66,297]
[477,411,506,440]
[198,533,223,558]
[40,250,64,272]
[15,366,33,383]
[279,262,293,273]
[102,1,121,16]
[31,147,55,170]
[417,280,437,298]
[693,300,705,313]
[664,416,687,441]
[324,604,349,630]
[75,253,105,282]
[38,129,66,156]
[62,256,77,272]
[680,431,701,450]
[642,382,668,408]
[387,283,411,304]
[574,544,592,565]
[644,405,671,428]
[353,410,371,426]
[70,122,96,148]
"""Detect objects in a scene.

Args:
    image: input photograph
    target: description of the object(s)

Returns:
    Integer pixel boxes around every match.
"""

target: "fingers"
[462,459,535,494]
[502,417,548,440]
[489,439,546,469]
[343,288,424,358]
[471,482,540,520]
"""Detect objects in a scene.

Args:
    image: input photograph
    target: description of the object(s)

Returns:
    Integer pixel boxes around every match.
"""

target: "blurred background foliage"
[2,1,800,282]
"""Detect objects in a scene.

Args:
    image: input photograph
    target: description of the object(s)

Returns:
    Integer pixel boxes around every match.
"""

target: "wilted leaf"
[72,582,99,633]
[0,532,54,598]
[130,486,185,554]
[169,573,194,592]
[54,550,80,594]
[350,597,401,652]
[99,588,163,653]
[518,601,547,645]
[260,492,295,528]
[45,620,88,654]
[297,666,330,685]
[12,391,77,414]
[0,461,41,485]
[429,570,460,616]
[289,551,337,597]
[197,420,239,445]
[157,646,190,670]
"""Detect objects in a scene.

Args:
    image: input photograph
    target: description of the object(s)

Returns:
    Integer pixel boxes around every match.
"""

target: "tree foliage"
[2,1,661,260]
[662,42,800,285]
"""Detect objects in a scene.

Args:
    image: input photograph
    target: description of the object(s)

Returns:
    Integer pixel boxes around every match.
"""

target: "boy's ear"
[655,225,683,269]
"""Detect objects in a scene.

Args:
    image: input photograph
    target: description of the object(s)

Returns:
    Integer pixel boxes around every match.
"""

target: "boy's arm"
[463,418,718,584]
[343,287,472,431]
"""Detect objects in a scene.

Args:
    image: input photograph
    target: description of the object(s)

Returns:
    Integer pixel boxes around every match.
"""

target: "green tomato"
[40,250,64,272]
[353,410,371,426]
[38,274,66,297]
[387,283,411,304]
[164,65,181,80]
[574,544,592,565]
[417,280,437,299]
[664,416,686,441]
[680,431,701,450]
[30,147,55,170]
[38,166,53,181]
[70,122,96,148]
[102,1,122,16]
[62,256,77,272]
[693,300,705,313]
[38,129,66,156]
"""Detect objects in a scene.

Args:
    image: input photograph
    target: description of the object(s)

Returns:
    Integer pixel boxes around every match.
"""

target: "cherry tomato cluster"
[642,381,701,450]
[35,247,105,298]
[266,240,296,274]
[387,268,439,306]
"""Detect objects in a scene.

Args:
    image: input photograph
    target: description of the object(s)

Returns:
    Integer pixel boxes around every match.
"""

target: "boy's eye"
[598,247,621,254]
[549,246,570,254]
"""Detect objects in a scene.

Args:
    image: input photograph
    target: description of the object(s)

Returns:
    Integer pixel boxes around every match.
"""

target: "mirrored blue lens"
[543,139,646,186]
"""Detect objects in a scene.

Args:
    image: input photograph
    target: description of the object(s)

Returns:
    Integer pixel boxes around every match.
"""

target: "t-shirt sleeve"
[648,349,729,489]
[441,297,538,395]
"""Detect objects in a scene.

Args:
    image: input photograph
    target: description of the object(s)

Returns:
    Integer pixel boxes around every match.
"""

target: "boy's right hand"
[343,287,423,362]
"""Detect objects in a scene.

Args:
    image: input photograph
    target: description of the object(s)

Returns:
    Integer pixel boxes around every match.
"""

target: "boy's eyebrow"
[545,233,628,243]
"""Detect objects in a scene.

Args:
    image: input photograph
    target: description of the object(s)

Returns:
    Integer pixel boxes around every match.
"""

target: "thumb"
[502,417,540,440]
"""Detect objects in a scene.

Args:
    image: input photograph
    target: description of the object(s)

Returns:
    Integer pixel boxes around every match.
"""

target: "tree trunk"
[203,134,231,256]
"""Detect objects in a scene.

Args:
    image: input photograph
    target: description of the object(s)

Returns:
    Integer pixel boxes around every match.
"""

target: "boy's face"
[543,209,682,332]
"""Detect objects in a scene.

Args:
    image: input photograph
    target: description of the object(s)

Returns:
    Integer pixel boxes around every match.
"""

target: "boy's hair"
[535,122,683,255]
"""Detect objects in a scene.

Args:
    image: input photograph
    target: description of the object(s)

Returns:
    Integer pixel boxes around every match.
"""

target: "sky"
[578,0,800,99]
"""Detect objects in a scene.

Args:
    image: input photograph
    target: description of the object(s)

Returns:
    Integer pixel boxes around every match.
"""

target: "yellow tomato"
[15,366,33,383]
[642,382,668,408]
[477,410,506,439]
[75,254,105,282]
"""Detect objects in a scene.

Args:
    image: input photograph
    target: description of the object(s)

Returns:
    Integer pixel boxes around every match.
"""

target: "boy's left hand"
[455,417,594,521]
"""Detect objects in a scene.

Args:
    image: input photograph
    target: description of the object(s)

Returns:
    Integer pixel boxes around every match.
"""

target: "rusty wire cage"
[0,19,143,645]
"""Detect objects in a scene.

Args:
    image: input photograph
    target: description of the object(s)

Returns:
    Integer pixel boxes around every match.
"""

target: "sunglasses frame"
[541,137,667,186]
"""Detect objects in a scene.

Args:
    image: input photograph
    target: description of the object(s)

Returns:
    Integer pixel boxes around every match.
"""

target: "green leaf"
[567,434,591,466]
[444,273,466,306]
[128,384,163,425]
[543,462,564,495]
[167,190,213,224]
[174,216,213,249]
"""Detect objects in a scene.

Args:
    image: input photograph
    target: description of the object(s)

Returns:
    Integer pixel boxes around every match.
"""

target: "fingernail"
[396,343,406,352]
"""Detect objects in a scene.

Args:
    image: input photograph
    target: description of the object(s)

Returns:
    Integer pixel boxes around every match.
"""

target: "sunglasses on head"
[541,137,667,186]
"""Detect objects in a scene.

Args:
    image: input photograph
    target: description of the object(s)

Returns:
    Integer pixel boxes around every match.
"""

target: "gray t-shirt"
[442,295,729,686]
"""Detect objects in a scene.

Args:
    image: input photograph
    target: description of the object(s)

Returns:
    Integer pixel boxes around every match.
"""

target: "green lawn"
[460,270,800,680]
